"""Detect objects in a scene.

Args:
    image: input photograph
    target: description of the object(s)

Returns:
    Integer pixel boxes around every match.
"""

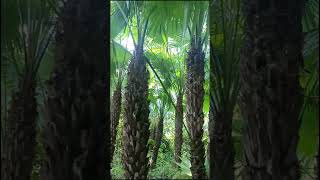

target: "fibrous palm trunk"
[186,42,207,179]
[122,48,150,179]
[239,0,304,179]
[174,93,183,167]
[150,126,156,141]
[210,109,234,180]
[150,114,164,168]
[111,80,122,163]
[1,78,37,180]
[40,0,109,179]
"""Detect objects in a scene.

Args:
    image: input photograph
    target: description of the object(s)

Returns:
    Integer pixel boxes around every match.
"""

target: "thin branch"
[144,51,191,138]
[115,1,137,48]
[32,25,55,77]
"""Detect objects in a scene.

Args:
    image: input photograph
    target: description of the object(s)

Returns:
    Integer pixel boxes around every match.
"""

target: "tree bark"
[208,91,235,180]
[174,94,183,168]
[186,42,207,179]
[111,80,122,163]
[150,114,164,168]
[40,0,109,179]
[150,126,156,141]
[122,48,150,179]
[1,79,37,180]
[210,110,234,180]
[239,0,304,179]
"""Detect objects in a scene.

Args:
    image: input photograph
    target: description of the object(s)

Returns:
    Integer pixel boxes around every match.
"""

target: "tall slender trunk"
[150,126,156,141]
[150,114,164,168]
[122,48,150,179]
[239,0,304,179]
[111,80,122,163]
[186,42,207,179]
[210,109,234,180]
[174,93,183,167]
[40,0,109,179]
[1,78,37,180]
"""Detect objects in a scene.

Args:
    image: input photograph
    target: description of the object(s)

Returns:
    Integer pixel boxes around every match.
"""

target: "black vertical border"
[105,0,111,179]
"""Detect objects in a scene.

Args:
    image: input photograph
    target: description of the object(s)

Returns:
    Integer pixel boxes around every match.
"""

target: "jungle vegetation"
[1,0,319,180]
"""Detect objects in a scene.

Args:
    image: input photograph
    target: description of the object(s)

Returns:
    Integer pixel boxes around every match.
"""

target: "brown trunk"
[240,0,304,179]
[150,126,156,141]
[111,80,122,163]
[122,48,150,179]
[174,93,183,167]
[186,41,207,179]
[40,0,109,179]
[1,79,37,180]
[210,110,234,180]
[150,114,164,168]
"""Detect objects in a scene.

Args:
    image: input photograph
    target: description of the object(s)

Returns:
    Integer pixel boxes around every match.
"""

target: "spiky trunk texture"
[122,48,150,179]
[186,42,207,179]
[1,79,37,180]
[239,0,304,179]
[111,80,122,163]
[39,0,109,179]
[210,110,234,180]
[174,93,183,167]
[150,126,156,141]
[150,114,164,168]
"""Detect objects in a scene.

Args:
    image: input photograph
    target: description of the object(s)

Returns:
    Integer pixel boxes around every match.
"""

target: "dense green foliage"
[110,0,319,179]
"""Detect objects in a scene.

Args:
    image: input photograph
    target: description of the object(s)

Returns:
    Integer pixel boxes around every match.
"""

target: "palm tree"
[208,0,242,179]
[174,92,184,167]
[1,1,54,179]
[150,98,167,168]
[110,78,122,162]
[239,0,305,179]
[116,1,152,178]
[40,0,109,179]
[186,40,206,179]
[144,33,186,169]
[110,39,130,163]
[301,1,319,178]
[115,1,208,178]
[184,2,208,179]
